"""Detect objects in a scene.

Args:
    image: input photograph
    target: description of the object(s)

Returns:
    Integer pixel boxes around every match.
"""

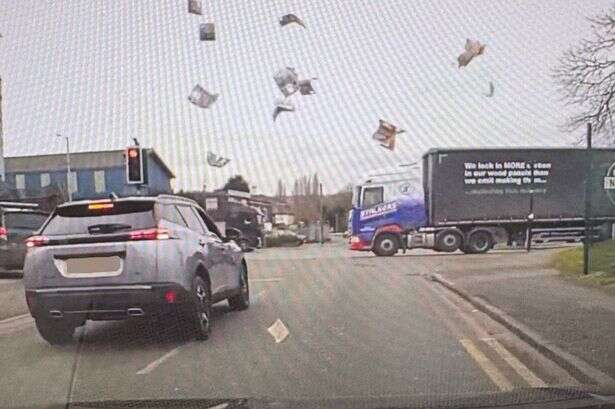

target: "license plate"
[56,256,122,278]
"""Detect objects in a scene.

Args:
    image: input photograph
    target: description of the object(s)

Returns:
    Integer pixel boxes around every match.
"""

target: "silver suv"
[23,195,249,344]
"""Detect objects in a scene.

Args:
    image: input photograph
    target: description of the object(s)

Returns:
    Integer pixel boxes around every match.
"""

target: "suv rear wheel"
[35,319,76,345]
[190,276,212,341]
[228,263,250,311]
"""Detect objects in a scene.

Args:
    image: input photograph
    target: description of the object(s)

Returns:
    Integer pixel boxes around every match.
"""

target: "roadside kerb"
[428,272,615,387]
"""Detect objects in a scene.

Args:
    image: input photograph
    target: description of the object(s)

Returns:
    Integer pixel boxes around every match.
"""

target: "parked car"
[264,227,306,247]
[224,227,254,252]
[23,195,249,344]
[0,202,49,275]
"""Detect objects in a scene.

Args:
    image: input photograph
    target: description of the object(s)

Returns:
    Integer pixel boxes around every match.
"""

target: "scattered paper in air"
[380,135,396,151]
[274,67,299,97]
[273,98,295,122]
[485,81,495,97]
[298,78,317,95]
[207,152,231,168]
[279,14,306,28]
[457,39,486,68]
[373,120,405,151]
[188,0,202,15]
[200,23,216,41]
[188,84,218,109]
[267,319,290,343]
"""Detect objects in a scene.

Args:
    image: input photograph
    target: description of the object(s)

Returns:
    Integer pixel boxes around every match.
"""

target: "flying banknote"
[188,0,202,15]
[273,98,295,122]
[207,151,231,167]
[188,84,218,108]
[273,67,299,97]
[279,14,306,28]
[373,119,405,151]
[458,39,486,68]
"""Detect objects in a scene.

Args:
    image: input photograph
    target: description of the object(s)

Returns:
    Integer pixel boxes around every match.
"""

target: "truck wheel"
[435,230,462,252]
[35,319,76,345]
[373,233,400,257]
[465,230,493,254]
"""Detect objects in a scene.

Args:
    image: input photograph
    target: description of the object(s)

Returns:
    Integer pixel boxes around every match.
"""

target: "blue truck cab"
[349,167,427,256]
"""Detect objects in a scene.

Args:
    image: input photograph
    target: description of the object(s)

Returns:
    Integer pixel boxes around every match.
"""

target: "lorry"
[350,147,615,256]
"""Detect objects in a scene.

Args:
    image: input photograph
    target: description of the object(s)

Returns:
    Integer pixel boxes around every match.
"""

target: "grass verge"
[550,240,615,290]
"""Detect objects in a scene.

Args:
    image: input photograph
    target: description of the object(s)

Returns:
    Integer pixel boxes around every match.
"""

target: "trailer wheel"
[464,230,493,254]
[435,230,462,252]
[373,233,400,257]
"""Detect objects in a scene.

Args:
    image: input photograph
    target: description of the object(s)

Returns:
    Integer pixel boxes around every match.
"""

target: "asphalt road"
[0,241,581,408]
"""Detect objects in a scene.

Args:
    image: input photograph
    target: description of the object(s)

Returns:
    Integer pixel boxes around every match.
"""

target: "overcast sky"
[0,1,610,195]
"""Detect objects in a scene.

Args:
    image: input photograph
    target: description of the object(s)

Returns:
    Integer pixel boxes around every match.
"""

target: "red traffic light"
[126,147,144,184]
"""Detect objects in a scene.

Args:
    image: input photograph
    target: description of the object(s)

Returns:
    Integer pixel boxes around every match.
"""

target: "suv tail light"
[0,227,7,240]
[128,228,171,241]
[25,235,49,247]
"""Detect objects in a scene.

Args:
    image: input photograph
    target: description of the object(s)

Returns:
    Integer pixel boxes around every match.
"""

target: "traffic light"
[126,147,144,184]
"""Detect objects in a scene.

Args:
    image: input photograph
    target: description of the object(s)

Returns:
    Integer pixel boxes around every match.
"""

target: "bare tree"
[554,7,615,143]
[276,179,286,199]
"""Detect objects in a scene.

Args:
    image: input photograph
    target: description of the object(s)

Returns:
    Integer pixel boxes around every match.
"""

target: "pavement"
[0,277,27,320]
[431,246,615,383]
[0,239,611,408]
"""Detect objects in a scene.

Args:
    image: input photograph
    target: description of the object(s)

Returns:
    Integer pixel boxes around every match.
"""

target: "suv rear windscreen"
[42,201,156,236]
[4,212,48,231]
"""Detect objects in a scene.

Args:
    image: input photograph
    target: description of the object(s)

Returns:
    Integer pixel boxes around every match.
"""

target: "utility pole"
[0,77,5,182]
[583,123,593,275]
[526,189,535,252]
[57,134,72,202]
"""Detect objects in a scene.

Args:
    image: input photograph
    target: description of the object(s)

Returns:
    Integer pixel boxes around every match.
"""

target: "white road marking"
[482,337,547,388]
[208,404,229,409]
[423,279,546,389]
[460,338,514,392]
[0,314,34,337]
[267,319,289,343]
[136,345,183,375]
[0,313,30,324]
[251,290,267,304]
[249,278,283,283]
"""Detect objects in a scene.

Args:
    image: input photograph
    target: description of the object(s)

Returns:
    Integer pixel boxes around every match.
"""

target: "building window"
[68,171,78,194]
[94,170,106,193]
[205,197,218,210]
[15,174,25,190]
[40,173,50,188]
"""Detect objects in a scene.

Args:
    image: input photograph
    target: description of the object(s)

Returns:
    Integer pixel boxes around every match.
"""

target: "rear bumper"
[25,283,191,321]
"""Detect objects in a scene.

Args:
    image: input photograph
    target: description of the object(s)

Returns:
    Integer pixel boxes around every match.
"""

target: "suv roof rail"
[157,194,199,206]
[0,201,39,209]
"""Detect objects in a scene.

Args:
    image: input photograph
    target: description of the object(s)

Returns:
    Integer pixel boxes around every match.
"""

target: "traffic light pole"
[57,134,72,202]
[583,123,593,275]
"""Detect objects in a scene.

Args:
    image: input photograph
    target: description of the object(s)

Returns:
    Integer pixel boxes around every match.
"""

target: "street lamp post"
[583,123,593,275]
[57,134,72,202]
[319,183,324,245]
